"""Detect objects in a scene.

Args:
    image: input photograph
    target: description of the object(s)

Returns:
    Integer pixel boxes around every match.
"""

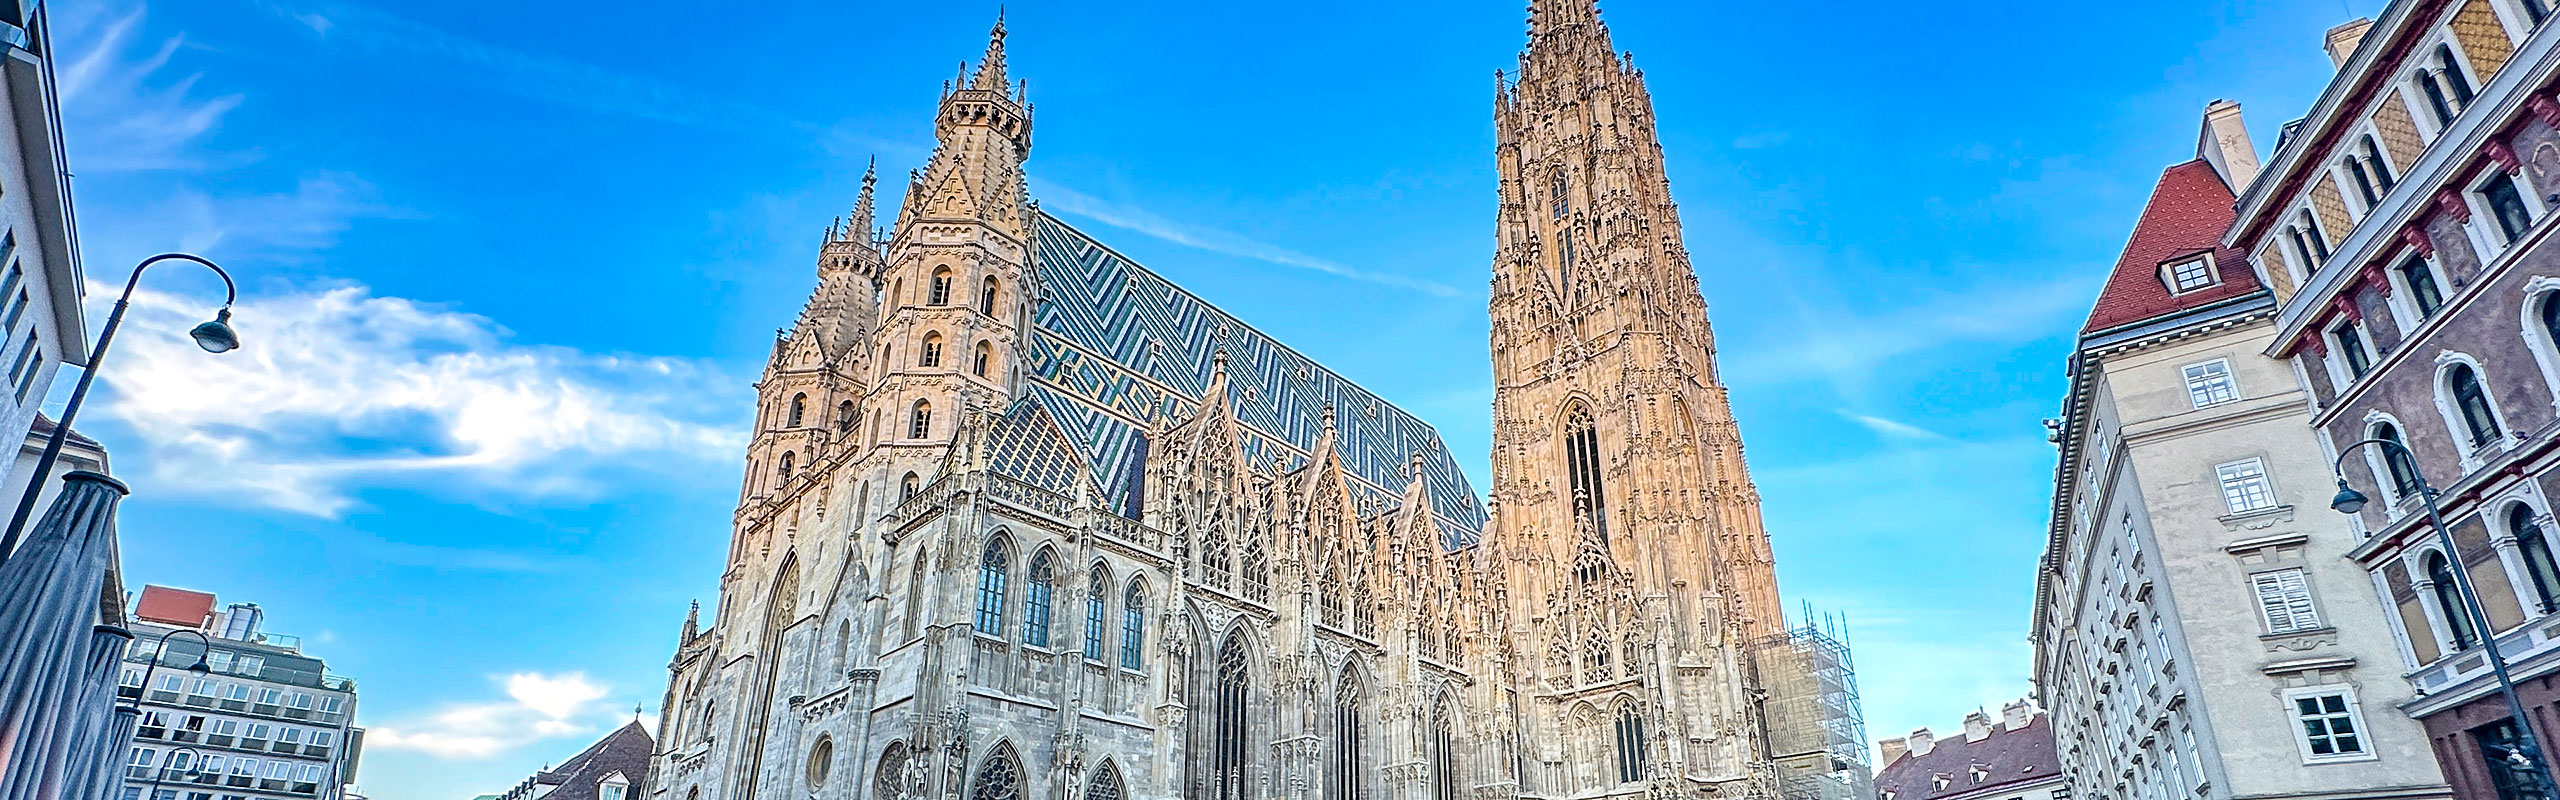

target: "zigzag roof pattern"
[1020,213,1488,536]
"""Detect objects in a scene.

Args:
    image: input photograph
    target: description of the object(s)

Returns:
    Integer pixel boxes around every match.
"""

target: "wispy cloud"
[54,7,247,172]
[1729,275,2094,395]
[1839,409,1949,442]
[1033,180,1464,297]
[98,280,742,516]
[371,672,617,759]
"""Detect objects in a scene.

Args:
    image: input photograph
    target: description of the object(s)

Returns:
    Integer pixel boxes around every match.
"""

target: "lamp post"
[2332,437,2559,796]
[125,628,210,713]
[0,253,236,561]
[145,745,201,800]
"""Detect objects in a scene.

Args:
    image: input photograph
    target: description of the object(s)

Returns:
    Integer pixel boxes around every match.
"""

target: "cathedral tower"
[1487,0,1784,793]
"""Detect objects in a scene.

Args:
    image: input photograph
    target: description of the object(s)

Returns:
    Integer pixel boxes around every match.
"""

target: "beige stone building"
[645,3,1859,800]
[2034,100,2447,800]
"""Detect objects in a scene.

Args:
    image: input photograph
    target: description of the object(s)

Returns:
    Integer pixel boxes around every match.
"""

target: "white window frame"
[2253,568,2325,634]
[2434,351,2515,470]
[2284,685,2378,764]
[2401,33,2488,140]
[2162,253,2221,295]
[2323,319,2379,390]
[2218,458,2279,514]
[2466,166,2548,258]
[2183,359,2239,408]
[235,655,263,677]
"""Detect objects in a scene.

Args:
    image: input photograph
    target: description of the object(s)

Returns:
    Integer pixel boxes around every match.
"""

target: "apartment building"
[1873,702,2062,800]
[116,586,362,800]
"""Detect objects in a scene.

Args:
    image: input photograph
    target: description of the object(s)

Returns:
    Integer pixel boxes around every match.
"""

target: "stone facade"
[644,3,1807,800]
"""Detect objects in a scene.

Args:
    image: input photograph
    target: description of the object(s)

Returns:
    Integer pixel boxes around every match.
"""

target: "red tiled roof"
[134,585,216,628]
[1875,717,2061,800]
[2082,159,2260,334]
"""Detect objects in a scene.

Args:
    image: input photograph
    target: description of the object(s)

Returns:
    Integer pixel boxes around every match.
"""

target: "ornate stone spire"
[847,157,879,242]
[969,12,1011,95]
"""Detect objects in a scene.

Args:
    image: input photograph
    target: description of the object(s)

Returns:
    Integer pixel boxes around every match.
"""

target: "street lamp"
[2332,437,2559,795]
[146,745,202,799]
[125,628,211,713]
[0,253,236,560]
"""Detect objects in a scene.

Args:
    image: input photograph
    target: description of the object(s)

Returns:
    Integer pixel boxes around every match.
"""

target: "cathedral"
[646,3,1854,800]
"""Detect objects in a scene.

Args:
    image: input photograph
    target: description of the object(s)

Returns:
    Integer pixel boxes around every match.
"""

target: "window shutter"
[2254,569,2320,633]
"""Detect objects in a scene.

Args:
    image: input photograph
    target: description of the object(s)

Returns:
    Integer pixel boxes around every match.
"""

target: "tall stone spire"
[969,12,1011,94]
[847,157,879,242]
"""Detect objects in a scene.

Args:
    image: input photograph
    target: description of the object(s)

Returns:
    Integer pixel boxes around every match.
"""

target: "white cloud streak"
[53,7,246,172]
[370,672,614,759]
[1033,180,1464,297]
[1727,275,2095,394]
[1839,409,1948,442]
[98,280,741,516]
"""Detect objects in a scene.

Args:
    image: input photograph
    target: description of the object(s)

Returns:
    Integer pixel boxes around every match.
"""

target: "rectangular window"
[222,685,249,701]
[207,651,232,672]
[318,696,342,714]
[130,747,155,767]
[212,720,235,735]
[2290,690,2370,761]
[310,730,333,747]
[2219,459,2277,514]
[263,762,289,779]
[157,674,184,691]
[236,656,263,676]
[2484,172,2537,244]
[255,688,280,705]
[13,344,40,403]
[2253,568,2323,633]
[230,757,256,777]
[188,679,213,697]
[2183,360,2238,407]
[2334,323,2373,378]
[298,764,322,782]
[286,692,311,709]
[199,754,223,773]
[2399,254,2445,316]
[118,669,141,688]
[2166,257,2216,292]
[244,723,269,741]
[278,727,301,745]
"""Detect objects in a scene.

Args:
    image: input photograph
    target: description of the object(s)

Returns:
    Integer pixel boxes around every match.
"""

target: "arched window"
[1084,763,1124,800]
[699,699,716,743]
[1429,697,1456,800]
[1212,635,1252,800]
[920,332,944,368]
[787,393,807,428]
[910,400,934,439]
[2447,364,2504,447]
[1241,534,1270,603]
[1583,629,1612,684]
[2347,155,2382,206]
[1320,563,1345,628]
[2544,293,2560,358]
[901,472,921,501]
[2513,505,2560,615]
[2439,45,2475,105]
[1329,668,1366,800]
[1563,404,1608,543]
[1084,564,1111,661]
[2296,210,2331,263]
[976,536,1009,634]
[1202,510,1233,589]
[905,552,928,640]
[777,452,796,483]
[929,268,954,306]
[1120,580,1147,669]
[2373,422,2424,499]
[1351,579,1374,638]
[974,341,994,378]
[971,747,1021,800]
[1613,704,1648,783]
[1550,173,1570,220]
[1024,549,1056,647]
[878,742,911,800]
[981,278,1000,316]
[2362,135,2396,190]
[2428,551,2482,649]
[836,400,856,432]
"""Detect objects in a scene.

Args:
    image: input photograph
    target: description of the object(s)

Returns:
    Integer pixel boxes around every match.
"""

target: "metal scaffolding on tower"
[1750,613,1872,800]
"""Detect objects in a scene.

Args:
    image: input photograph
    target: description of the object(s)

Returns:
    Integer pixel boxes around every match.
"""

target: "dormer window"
[1932,774,1951,791]
[1970,764,1989,783]
[2162,254,2218,294]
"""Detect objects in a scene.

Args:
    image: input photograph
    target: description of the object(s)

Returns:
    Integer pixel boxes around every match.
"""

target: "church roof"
[1022,213,1488,537]
[983,394,1106,498]
[2082,159,2259,334]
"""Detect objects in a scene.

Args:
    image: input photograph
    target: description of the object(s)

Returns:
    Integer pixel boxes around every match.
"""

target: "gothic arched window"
[974,341,994,378]
[981,277,1001,315]
[971,747,1021,800]
[901,472,921,501]
[910,400,934,439]
[920,332,944,368]
[1120,580,1148,670]
[1613,704,1648,783]
[2440,45,2475,105]
[1429,697,1457,800]
[1084,564,1111,661]
[2447,364,2504,446]
[2428,551,2481,649]
[1212,634,1252,800]
[1352,579,1374,638]
[929,267,955,306]
[787,393,807,427]
[1320,562,1345,628]
[1329,668,1366,800]
[1024,548,1056,647]
[1550,172,1569,220]
[1085,762,1125,800]
[976,536,1010,634]
[2373,422,2423,499]
[1563,404,1608,543]
[836,400,855,432]
[1582,629,1612,684]
[2513,505,2560,615]
[1241,534,1270,603]
[905,552,928,640]
[777,451,795,483]
[877,742,911,800]
[1202,508,1233,589]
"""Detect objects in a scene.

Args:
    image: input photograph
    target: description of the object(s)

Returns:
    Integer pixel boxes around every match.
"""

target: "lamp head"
[188,308,237,354]
[2331,478,2370,515]
[185,655,209,675]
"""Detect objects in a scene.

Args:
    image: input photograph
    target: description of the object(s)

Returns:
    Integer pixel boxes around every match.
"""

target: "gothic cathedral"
[648,3,1808,800]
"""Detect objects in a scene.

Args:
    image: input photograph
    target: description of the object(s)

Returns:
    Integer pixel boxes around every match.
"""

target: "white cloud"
[371,672,613,759]
[96,280,741,516]
[54,6,247,173]
[1032,180,1464,297]
[1727,275,2095,395]
[1839,409,1948,442]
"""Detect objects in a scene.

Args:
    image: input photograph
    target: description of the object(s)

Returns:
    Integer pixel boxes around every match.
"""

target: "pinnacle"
[969,11,1010,94]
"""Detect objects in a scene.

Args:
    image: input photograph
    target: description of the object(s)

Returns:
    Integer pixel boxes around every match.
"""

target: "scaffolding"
[1750,623,1872,800]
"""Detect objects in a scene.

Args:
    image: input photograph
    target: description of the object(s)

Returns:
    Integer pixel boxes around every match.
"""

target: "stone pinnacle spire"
[1527,0,1605,43]
[848,156,879,240]
[969,11,1010,94]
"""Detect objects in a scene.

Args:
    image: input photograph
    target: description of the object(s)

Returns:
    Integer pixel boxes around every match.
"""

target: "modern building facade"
[647,3,1857,800]
[117,585,363,800]
[2234,0,2560,796]
[1872,702,2061,800]
[493,721,652,800]
[2034,100,2449,800]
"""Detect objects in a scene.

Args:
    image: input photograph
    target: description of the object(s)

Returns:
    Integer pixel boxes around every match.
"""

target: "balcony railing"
[2408,613,2560,696]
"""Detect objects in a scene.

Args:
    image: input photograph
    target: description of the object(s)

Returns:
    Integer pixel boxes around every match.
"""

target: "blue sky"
[48,0,2372,795]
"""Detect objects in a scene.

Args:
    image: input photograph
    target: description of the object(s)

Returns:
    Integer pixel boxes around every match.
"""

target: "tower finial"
[970,11,1011,93]
[849,156,880,239]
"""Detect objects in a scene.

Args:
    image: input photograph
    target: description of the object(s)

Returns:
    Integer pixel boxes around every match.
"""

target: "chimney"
[2326,18,2376,68]
[1879,737,1910,766]
[2002,699,2035,731]
[2197,100,2260,193]
[1963,710,1993,742]
[1907,727,1935,757]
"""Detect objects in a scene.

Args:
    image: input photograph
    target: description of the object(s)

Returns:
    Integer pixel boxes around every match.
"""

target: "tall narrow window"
[1430,699,1456,800]
[1241,534,1270,603]
[2449,364,2504,446]
[777,452,795,483]
[2526,0,2553,25]
[1562,404,1608,543]
[910,400,934,439]
[788,393,807,427]
[2217,459,2276,514]
[1551,173,1570,220]
[2483,173,2535,244]
[2297,210,2332,262]
[1213,635,1251,800]
[1202,511,1233,589]
[2375,423,2424,499]
[1084,565,1111,661]
[2399,254,2445,315]
[981,277,1000,315]
[901,472,921,501]
[1583,629,1612,683]
[836,400,855,432]
[1120,581,1147,670]
[2334,323,2373,378]
[929,268,954,306]
[1351,580,1374,638]
[2251,568,2322,633]
[1329,670,1365,800]
[2422,65,2461,127]
[1320,563,1345,628]
[973,341,993,378]
[1614,705,1648,783]
[976,537,1008,634]
[2544,294,2560,358]
[920,332,944,367]
[2428,551,2482,649]
[2440,45,2475,106]
[2512,506,2560,615]
[2348,157,2383,206]
[906,553,927,640]
[1024,549,1056,647]
[2363,135,2396,189]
